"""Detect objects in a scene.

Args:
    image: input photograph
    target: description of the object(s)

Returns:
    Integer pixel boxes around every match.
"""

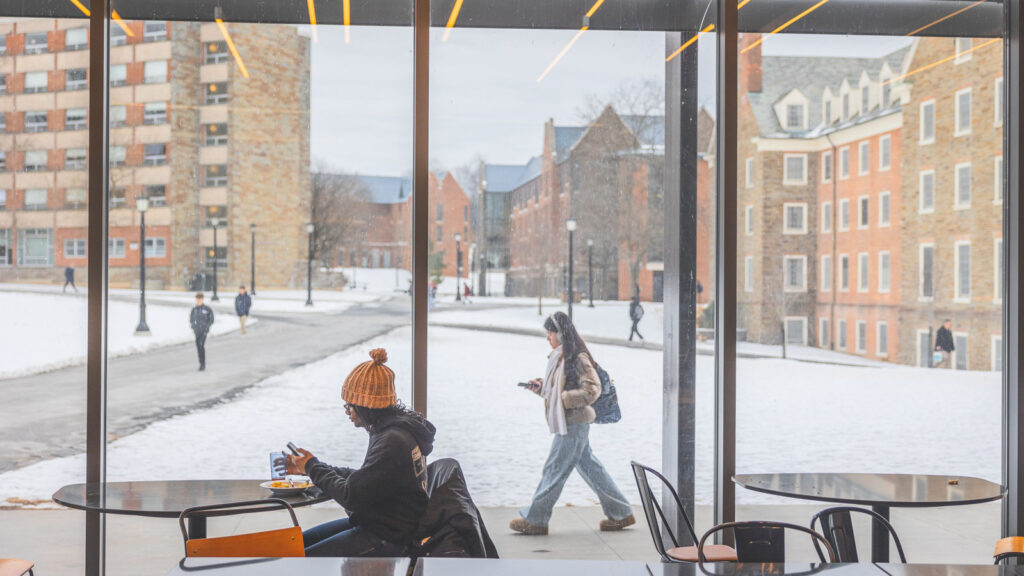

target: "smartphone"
[286,442,301,456]
[517,382,532,387]
[269,451,287,480]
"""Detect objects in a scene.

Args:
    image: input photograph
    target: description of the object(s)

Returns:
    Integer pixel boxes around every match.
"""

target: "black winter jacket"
[235,293,252,316]
[305,412,436,546]
[935,326,955,352]
[190,304,214,334]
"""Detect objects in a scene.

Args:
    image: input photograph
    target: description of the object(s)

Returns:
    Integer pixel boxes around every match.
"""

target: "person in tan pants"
[235,285,252,334]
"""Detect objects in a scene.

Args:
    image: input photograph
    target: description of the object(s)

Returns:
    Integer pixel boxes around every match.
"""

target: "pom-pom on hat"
[342,348,397,409]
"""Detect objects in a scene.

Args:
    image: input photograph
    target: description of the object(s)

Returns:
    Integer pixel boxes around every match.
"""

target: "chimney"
[740,33,762,94]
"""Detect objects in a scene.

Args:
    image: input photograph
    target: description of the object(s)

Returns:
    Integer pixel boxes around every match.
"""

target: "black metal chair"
[697,521,836,570]
[810,506,907,563]
[631,461,737,563]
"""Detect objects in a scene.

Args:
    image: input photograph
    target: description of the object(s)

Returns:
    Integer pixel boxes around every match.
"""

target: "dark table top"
[733,473,1005,508]
[167,557,409,575]
[413,558,651,576]
[650,564,1024,576]
[53,480,326,517]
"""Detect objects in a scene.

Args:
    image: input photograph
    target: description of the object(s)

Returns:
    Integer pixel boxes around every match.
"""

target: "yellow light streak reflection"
[883,37,998,85]
[344,0,351,43]
[666,23,715,62]
[112,10,134,37]
[215,18,250,78]
[443,0,465,42]
[906,0,986,36]
[741,0,831,54]
[536,0,606,83]
[307,0,319,42]
[68,0,90,17]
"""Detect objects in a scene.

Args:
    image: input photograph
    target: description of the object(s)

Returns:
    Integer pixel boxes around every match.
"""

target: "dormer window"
[786,104,804,130]
[882,83,891,107]
[861,86,869,114]
[842,93,850,120]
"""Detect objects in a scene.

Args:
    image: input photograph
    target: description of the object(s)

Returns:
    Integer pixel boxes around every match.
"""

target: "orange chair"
[0,558,34,576]
[994,537,1024,564]
[179,499,305,558]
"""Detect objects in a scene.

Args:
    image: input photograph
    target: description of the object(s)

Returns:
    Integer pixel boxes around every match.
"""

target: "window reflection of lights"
[443,0,465,42]
[307,0,319,42]
[741,0,832,54]
[536,0,607,82]
[906,0,987,37]
[67,0,89,16]
[666,23,714,62]
[215,18,250,78]
[112,10,135,37]
[344,0,352,43]
[883,37,998,86]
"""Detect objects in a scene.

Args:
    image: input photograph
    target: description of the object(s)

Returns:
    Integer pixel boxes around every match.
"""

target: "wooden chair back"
[179,498,305,558]
[0,558,34,576]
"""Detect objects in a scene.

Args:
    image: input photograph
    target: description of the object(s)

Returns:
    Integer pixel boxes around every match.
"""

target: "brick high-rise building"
[0,19,311,290]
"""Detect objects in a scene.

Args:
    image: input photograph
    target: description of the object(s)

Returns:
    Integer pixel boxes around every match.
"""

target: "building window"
[920,100,935,143]
[204,205,228,227]
[821,201,832,233]
[144,61,167,84]
[25,71,47,94]
[436,225,443,243]
[205,83,228,104]
[821,150,832,183]
[861,86,869,113]
[0,75,6,95]
[110,105,127,127]
[110,187,126,209]
[918,244,934,299]
[919,170,935,213]
[64,238,87,258]
[839,147,850,179]
[436,204,444,221]
[842,93,850,120]
[0,189,7,209]
[25,150,48,172]
[858,252,869,292]
[955,241,971,301]
[745,205,753,236]
[25,111,47,133]
[66,68,87,91]
[879,251,890,293]
[995,237,1004,302]
[877,322,889,357]
[205,246,227,268]
[205,41,229,64]
[954,334,969,370]
[995,77,1004,127]
[24,32,48,55]
[819,318,830,348]
[65,148,87,170]
[955,37,972,62]
[745,157,754,188]
[66,187,87,209]
[110,25,127,46]
[65,108,87,130]
[0,151,5,171]
[879,191,891,226]
[954,163,971,208]
[144,237,167,257]
[18,228,53,266]
[785,317,807,346]
[110,64,127,87]
[783,203,807,234]
[0,229,10,265]
[995,156,1005,204]
[858,141,870,175]
[838,319,848,350]
[783,255,807,292]
[110,146,126,167]
[108,238,126,258]
[744,256,753,292]
[204,165,227,187]
[786,104,804,130]
[993,336,1004,372]
[144,21,167,42]
[955,88,972,136]
[783,154,806,185]
[840,254,849,291]
[839,199,850,231]
[145,185,167,207]
[858,195,869,229]
[879,135,891,170]
[0,35,7,55]
[66,27,87,51]
[24,189,47,210]
[856,321,867,353]
[144,102,167,125]
[205,123,228,146]
[821,254,832,292]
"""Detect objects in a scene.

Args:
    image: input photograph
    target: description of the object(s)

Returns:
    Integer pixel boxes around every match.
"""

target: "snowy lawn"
[0,326,1000,509]
[0,292,248,380]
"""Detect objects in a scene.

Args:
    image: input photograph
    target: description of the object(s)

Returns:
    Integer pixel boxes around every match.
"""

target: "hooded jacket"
[305,411,436,545]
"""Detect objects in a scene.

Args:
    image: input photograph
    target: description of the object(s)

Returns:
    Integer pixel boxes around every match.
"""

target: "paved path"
[0,296,411,473]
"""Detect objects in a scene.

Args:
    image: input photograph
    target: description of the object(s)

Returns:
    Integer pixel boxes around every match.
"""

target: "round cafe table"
[53,480,327,539]
[733,473,1005,563]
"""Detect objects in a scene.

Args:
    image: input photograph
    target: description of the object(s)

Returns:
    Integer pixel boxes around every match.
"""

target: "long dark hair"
[544,311,595,384]
[350,401,421,431]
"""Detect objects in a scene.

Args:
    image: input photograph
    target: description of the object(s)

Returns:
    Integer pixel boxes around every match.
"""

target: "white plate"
[260,480,313,495]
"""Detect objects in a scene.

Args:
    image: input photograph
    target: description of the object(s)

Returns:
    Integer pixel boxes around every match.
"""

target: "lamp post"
[305,222,315,307]
[455,232,462,302]
[210,216,220,301]
[566,218,577,320]
[587,238,594,308]
[135,197,151,334]
[249,223,256,296]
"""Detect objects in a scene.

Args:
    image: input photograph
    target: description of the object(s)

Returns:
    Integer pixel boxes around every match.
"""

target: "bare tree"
[310,166,371,274]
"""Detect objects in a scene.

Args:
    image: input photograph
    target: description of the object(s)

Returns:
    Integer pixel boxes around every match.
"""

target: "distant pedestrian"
[628,295,644,342]
[463,282,473,303]
[235,285,252,335]
[190,292,214,371]
[63,266,78,293]
[934,319,955,369]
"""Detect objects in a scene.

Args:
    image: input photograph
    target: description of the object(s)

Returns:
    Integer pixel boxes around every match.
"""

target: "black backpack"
[591,364,621,424]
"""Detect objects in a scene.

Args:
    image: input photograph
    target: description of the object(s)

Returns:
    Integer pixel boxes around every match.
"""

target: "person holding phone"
[285,348,436,557]
[510,311,635,535]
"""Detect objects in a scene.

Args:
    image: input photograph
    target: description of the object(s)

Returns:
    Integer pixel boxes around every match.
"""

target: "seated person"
[286,348,436,557]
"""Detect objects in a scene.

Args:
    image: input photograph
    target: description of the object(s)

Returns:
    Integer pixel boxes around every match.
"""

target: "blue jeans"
[302,517,407,557]
[520,422,633,526]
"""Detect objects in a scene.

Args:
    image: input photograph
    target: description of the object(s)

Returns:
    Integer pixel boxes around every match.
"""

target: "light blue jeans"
[520,422,633,526]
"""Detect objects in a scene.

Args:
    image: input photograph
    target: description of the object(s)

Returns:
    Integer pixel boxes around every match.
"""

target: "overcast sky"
[310,27,912,176]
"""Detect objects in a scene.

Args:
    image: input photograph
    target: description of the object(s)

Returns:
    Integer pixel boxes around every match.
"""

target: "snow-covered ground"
[0,326,1000,509]
[0,292,249,379]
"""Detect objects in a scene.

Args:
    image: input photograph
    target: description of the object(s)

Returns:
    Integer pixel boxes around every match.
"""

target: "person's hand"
[285,448,314,475]
[526,378,542,394]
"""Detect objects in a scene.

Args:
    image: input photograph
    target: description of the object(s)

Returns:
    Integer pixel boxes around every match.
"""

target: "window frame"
[879,134,891,171]
[879,250,891,293]
[821,150,832,183]
[745,157,754,188]
[955,87,972,136]
[64,237,87,258]
[879,191,891,226]
[744,205,753,236]
[821,201,832,233]
[857,252,869,293]
[839,253,850,292]
[919,99,935,144]
[920,243,935,300]
[877,322,889,357]
[744,255,753,293]
[858,195,870,229]
[839,198,850,231]
[782,153,807,185]
[858,141,870,175]
[955,240,972,302]
[954,162,972,209]
[783,254,808,293]
[782,202,807,235]
[839,146,850,179]
[838,319,848,350]
[954,332,969,370]
[821,253,832,292]
[919,169,935,213]
[856,320,867,354]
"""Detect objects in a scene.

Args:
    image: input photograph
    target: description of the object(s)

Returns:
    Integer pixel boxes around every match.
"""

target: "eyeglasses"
[344,403,354,413]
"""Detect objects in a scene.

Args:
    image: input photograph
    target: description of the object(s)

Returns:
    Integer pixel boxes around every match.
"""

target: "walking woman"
[510,311,635,535]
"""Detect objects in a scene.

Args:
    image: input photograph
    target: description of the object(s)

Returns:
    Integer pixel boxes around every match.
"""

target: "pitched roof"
[483,164,527,193]
[357,175,412,204]
[621,114,665,150]
[554,126,587,162]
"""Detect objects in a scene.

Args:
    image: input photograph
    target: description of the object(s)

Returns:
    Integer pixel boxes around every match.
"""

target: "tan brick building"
[0,19,312,290]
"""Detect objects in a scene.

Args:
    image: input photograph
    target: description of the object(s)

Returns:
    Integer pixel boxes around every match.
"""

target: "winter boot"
[599,514,636,532]
[509,517,548,535]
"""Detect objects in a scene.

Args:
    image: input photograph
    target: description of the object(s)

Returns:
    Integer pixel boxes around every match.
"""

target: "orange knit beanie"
[342,348,397,409]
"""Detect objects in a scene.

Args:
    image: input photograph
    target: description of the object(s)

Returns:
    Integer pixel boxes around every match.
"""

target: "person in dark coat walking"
[63,266,77,293]
[189,292,214,371]
[628,294,644,342]
[234,285,252,335]
[934,318,955,369]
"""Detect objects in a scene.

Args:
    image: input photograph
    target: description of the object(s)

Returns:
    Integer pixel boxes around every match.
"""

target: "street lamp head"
[455,233,462,243]
[250,223,256,232]
[306,222,315,234]
[210,217,220,228]
[565,218,577,232]
[136,196,150,213]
